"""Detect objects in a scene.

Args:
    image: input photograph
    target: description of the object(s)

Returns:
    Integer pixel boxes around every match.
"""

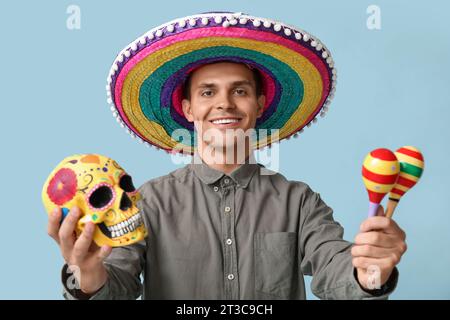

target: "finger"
[351,244,394,259]
[89,241,100,253]
[352,255,399,270]
[354,231,397,248]
[72,222,95,263]
[360,216,402,235]
[47,207,62,243]
[97,245,112,261]
[58,206,81,256]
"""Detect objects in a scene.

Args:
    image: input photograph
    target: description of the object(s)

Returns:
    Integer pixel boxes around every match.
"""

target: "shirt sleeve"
[298,185,398,300]
[61,199,148,300]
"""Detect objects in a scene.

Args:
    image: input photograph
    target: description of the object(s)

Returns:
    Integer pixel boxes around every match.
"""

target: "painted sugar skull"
[42,154,147,247]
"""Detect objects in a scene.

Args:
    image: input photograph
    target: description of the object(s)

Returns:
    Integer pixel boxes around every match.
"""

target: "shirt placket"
[219,176,239,299]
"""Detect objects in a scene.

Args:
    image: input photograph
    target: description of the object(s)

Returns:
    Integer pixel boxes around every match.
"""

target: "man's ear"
[182,99,194,122]
[256,95,266,118]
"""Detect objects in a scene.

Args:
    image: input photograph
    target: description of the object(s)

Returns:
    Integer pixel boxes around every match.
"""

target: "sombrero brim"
[106,12,337,154]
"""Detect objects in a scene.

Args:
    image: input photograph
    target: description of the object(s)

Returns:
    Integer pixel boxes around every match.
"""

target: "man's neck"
[205,161,242,175]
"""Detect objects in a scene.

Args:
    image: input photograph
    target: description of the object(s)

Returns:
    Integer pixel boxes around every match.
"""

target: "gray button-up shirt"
[63,154,397,300]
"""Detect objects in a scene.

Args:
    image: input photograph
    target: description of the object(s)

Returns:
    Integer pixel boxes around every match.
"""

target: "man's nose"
[215,93,236,109]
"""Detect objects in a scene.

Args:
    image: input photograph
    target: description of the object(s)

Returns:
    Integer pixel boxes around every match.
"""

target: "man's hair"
[182,61,264,101]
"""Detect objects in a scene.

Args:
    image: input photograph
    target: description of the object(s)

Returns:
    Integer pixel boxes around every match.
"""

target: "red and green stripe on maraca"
[389,147,424,200]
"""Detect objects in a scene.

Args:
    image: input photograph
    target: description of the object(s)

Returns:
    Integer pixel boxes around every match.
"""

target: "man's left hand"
[351,205,407,290]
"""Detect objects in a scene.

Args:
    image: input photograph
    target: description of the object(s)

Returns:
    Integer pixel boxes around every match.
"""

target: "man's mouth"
[209,117,242,127]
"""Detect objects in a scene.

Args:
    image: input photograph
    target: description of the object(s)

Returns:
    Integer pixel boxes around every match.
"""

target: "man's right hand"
[47,206,112,295]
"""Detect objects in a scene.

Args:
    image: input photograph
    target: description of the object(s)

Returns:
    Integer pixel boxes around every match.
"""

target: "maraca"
[385,146,424,218]
[362,148,400,217]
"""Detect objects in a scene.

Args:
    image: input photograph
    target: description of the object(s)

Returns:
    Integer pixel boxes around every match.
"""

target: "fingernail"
[85,223,94,233]
[71,207,80,218]
[52,208,60,217]
[100,245,111,257]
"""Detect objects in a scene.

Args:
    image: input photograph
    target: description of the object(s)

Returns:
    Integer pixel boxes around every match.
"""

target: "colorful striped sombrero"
[106,12,337,154]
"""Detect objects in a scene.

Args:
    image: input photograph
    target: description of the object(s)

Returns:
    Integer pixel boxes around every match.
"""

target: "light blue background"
[1,0,449,299]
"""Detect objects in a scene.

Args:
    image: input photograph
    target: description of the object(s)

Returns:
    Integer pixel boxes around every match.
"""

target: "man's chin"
[199,127,254,152]
[206,138,250,154]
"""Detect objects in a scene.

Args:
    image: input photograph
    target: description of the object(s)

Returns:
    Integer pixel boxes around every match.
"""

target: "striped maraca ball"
[389,146,424,200]
[362,148,400,204]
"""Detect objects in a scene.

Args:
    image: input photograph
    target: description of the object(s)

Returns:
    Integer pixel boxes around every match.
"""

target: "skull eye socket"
[119,174,136,193]
[88,185,114,210]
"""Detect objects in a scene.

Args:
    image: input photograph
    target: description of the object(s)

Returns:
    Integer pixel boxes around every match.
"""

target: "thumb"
[376,204,385,217]
[97,245,112,261]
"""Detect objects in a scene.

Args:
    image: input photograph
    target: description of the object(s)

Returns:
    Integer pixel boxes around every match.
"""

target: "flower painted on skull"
[47,168,77,205]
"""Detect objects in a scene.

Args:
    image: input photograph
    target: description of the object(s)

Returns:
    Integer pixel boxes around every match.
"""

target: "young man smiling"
[47,12,407,300]
[181,61,266,174]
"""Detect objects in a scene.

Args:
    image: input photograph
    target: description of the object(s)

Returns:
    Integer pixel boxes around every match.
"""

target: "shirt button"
[224,206,231,213]
[224,178,230,184]
[226,239,233,245]
[213,186,219,192]
[227,274,235,281]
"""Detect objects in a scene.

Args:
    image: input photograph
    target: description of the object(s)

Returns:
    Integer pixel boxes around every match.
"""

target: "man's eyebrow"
[231,80,253,87]
[196,80,254,88]
[196,83,216,88]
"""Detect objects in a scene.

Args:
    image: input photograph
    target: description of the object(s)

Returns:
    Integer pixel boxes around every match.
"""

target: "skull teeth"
[107,214,144,238]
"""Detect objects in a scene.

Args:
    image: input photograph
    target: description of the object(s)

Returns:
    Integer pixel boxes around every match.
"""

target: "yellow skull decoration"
[42,154,147,247]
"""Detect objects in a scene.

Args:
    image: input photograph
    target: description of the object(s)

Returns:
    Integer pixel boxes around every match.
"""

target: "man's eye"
[234,89,247,95]
[201,90,213,96]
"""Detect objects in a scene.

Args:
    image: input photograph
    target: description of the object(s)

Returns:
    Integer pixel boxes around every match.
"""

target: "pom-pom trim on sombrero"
[106,12,337,154]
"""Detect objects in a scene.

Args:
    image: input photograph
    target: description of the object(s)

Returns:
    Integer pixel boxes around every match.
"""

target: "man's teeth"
[211,118,240,124]
[107,214,143,238]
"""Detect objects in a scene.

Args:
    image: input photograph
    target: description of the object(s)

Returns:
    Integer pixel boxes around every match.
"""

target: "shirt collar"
[190,152,260,188]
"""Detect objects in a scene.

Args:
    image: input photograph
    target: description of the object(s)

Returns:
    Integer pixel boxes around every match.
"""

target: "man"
[47,12,407,299]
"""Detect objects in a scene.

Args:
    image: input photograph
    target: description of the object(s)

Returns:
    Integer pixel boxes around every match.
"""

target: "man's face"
[181,62,265,152]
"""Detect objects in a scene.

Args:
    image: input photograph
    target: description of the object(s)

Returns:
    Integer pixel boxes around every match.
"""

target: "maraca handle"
[385,199,398,218]
[368,202,379,217]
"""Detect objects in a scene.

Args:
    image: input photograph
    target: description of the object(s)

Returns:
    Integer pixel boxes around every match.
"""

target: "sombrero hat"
[106,11,337,154]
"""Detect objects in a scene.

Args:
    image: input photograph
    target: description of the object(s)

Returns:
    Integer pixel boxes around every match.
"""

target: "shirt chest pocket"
[254,232,298,299]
